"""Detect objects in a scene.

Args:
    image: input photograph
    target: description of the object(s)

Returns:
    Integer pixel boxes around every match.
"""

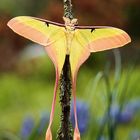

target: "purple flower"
[125,99,140,114]
[116,108,133,123]
[70,100,90,134]
[110,99,140,124]
[37,112,49,134]
[110,104,133,124]
[118,99,140,124]
[20,116,34,139]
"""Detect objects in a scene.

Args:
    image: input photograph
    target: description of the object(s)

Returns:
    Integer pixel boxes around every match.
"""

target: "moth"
[7,16,131,140]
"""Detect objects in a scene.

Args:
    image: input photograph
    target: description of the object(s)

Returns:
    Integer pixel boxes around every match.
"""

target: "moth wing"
[70,30,90,79]
[7,16,65,46]
[8,16,66,76]
[45,32,66,76]
[75,26,131,52]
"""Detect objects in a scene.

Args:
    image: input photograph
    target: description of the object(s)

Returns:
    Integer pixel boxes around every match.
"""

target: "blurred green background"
[0,0,140,139]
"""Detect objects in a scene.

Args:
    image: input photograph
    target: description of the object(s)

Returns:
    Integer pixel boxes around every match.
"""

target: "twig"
[57,0,74,139]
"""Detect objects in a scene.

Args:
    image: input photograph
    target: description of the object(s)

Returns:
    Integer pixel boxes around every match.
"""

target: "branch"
[56,0,74,139]
[63,0,73,19]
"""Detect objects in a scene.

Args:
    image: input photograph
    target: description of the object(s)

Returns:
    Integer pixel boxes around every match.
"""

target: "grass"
[0,56,140,139]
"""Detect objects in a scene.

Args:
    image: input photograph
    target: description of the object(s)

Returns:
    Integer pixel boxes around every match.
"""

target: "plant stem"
[63,0,73,19]
[57,55,73,140]
[57,1,74,139]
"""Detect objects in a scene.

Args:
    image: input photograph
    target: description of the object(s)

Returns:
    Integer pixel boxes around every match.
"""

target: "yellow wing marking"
[77,27,131,52]
[7,16,65,46]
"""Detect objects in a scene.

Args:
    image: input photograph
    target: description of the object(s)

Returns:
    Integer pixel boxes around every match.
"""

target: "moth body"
[63,17,78,54]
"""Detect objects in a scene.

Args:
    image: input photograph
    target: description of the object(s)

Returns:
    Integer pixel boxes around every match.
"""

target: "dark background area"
[0,0,140,71]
